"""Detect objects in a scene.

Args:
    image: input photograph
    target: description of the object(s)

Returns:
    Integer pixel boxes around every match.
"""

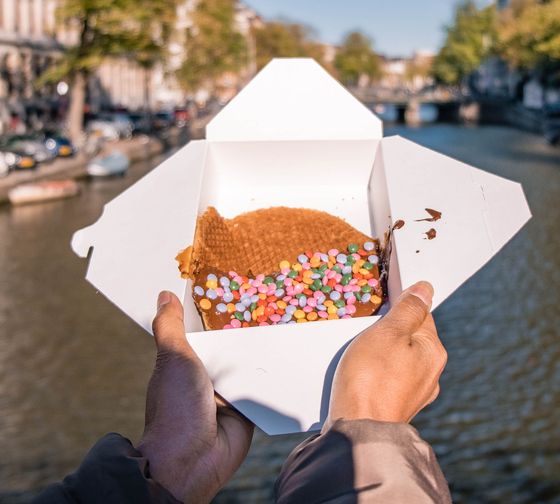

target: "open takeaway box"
[71,59,531,435]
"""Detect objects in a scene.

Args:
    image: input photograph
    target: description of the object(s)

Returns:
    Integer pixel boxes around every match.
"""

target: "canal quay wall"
[0,122,207,206]
[437,99,544,134]
[466,100,543,133]
[0,110,216,206]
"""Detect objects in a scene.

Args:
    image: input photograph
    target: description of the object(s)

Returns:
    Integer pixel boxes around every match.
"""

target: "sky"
[246,0,493,57]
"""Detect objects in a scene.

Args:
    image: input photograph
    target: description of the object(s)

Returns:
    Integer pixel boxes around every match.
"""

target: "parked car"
[0,152,10,177]
[173,107,190,127]
[543,104,560,146]
[0,134,56,164]
[0,148,36,173]
[128,113,152,135]
[87,113,133,140]
[87,118,120,141]
[111,113,134,138]
[152,110,174,130]
[43,131,75,157]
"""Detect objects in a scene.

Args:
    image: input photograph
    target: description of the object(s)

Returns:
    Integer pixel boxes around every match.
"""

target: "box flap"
[71,141,207,333]
[188,316,379,435]
[206,58,382,141]
[376,136,531,309]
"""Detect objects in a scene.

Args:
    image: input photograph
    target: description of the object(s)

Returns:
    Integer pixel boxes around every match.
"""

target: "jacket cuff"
[275,418,451,503]
[34,433,181,504]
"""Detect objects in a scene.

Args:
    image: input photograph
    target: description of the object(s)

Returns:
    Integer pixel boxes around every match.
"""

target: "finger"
[427,383,441,405]
[215,392,254,426]
[380,281,433,337]
[152,291,190,355]
[420,312,436,334]
[412,313,443,350]
[217,406,255,466]
[406,383,441,423]
[146,291,212,425]
[416,314,448,368]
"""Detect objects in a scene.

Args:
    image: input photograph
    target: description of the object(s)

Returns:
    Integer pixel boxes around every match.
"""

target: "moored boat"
[9,179,80,205]
[87,150,129,177]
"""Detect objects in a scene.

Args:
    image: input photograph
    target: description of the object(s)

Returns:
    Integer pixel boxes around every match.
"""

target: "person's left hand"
[138,291,254,503]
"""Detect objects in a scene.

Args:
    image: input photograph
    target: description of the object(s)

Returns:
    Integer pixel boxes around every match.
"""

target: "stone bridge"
[349,87,468,124]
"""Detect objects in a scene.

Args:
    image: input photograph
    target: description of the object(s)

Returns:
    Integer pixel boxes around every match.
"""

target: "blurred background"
[0,0,559,502]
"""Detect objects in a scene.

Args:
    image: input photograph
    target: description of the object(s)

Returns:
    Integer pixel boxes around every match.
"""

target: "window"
[14,0,21,33]
[29,0,35,35]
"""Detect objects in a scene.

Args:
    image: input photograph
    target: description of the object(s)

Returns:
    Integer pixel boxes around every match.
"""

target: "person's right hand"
[326,281,447,428]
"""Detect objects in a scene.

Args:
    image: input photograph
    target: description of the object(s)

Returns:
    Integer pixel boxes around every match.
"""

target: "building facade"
[0,0,263,132]
[0,0,64,132]
[0,0,154,133]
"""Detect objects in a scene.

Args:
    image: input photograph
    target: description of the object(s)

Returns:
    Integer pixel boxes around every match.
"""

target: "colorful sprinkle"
[329,291,341,301]
[193,241,384,329]
[286,305,297,315]
[368,255,379,265]
[336,253,347,264]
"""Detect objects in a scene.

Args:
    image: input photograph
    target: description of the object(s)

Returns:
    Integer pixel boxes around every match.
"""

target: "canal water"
[0,125,559,503]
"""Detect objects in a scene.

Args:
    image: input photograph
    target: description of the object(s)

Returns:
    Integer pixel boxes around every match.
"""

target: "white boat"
[9,179,80,205]
[87,150,129,177]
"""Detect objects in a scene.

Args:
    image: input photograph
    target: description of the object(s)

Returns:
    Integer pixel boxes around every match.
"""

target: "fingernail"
[157,291,171,310]
[403,281,433,308]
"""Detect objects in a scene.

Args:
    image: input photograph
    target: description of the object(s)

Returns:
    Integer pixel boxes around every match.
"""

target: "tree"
[432,1,497,85]
[498,0,560,70]
[177,0,247,93]
[39,0,176,143]
[253,21,325,71]
[132,2,178,128]
[334,31,381,87]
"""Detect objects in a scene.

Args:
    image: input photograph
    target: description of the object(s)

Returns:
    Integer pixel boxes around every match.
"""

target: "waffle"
[176,207,384,330]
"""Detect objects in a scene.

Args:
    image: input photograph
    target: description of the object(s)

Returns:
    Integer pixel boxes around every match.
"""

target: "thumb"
[152,291,190,355]
[381,281,434,337]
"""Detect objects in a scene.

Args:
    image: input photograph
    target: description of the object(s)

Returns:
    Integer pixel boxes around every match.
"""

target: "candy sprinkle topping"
[193,242,384,329]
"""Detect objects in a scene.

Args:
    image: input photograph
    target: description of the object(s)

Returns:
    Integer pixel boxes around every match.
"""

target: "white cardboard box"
[72,59,531,435]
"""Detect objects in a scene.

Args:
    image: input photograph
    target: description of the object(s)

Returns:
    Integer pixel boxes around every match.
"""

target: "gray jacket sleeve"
[275,419,451,504]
